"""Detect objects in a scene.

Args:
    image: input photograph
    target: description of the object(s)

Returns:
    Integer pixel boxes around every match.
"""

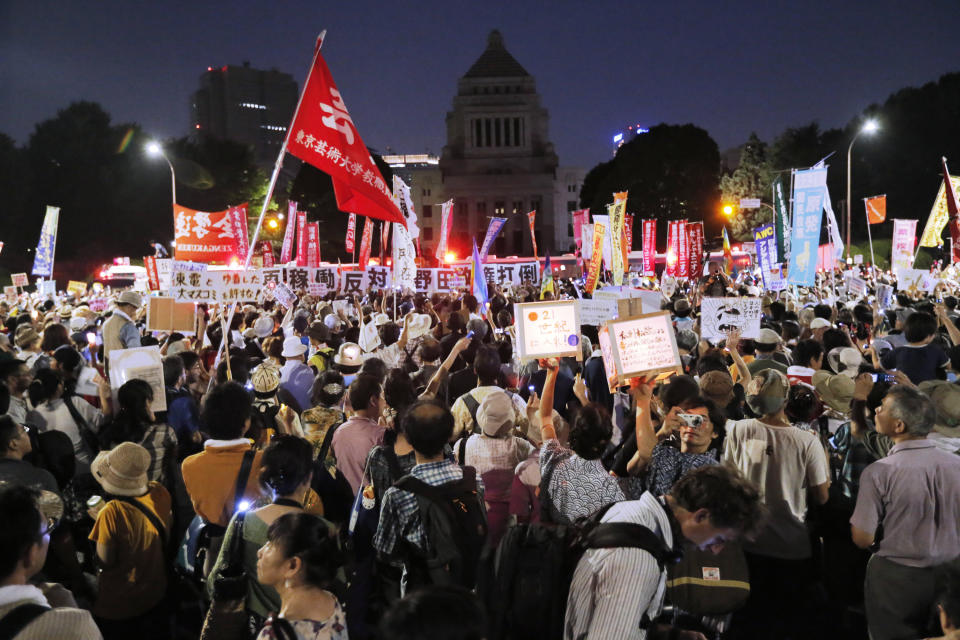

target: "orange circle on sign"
[528,312,538,322]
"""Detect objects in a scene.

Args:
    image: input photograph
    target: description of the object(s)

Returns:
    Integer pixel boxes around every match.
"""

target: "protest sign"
[11,273,28,288]
[700,297,762,341]
[891,219,918,274]
[88,297,109,312]
[67,280,87,296]
[273,282,297,308]
[876,284,894,309]
[514,300,582,361]
[170,269,222,302]
[144,256,160,291]
[146,297,196,334]
[108,346,167,412]
[173,203,248,264]
[37,281,56,297]
[597,324,620,391]
[607,311,682,383]
[847,276,867,298]
[896,268,936,293]
[766,264,787,292]
[787,168,826,287]
[4,286,17,302]
[578,296,619,326]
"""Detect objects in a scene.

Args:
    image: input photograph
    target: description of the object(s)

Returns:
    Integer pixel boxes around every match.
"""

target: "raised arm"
[626,377,657,475]
[725,329,751,386]
[539,359,559,441]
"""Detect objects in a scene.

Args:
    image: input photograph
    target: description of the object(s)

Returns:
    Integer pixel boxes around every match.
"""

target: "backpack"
[462,392,482,434]
[249,402,281,442]
[480,502,675,640]
[393,466,488,590]
[665,540,750,616]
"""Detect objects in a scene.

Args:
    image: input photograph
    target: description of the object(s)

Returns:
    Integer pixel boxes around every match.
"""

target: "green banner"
[772,175,790,263]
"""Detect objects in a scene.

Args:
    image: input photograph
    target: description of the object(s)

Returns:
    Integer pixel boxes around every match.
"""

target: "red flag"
[677,219,689,280]
[865,195,886,224]
[642,219,656,277]
[261,240,275,267]
[144,256,160,291]
[687,222,703,278]
[295,211,308,266]
[624,214,634,251]
[358,216,374,270]
[306,223,321,267]
[173,203,248,264]
[380,220,391,261]
[345,212,356,252]
[527,211,538,259]
[665,221,679,277]
[280,201,297,263]
[942,157,960,262]
[230,205,249,262]
[286,40,403,224]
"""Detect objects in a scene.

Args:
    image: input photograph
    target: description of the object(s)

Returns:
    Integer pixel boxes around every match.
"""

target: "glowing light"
[145,141,162,156]
[722,204,734,217]
[444,251,457,263]
[666,248,678,267]
[862,119,879,134]
[228,257,241,268]
[237,500,250,512]
[267,219,279,230]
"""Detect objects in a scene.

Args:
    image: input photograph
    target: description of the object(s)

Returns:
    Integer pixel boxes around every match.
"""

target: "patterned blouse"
[302,406,347,469]
[645,442,718,497]
[255,596,348,640]
[539,438,644,524]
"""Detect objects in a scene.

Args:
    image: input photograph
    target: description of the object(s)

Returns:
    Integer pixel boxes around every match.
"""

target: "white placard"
[514,300,582,361]
[608,311,682,381]
[700,297,762,341]
[853,254,863,265]
[847,276,867,298]
[579,296,619,326]
[597,324,619,390]
[107,346,167,412]
[895,268,936,293]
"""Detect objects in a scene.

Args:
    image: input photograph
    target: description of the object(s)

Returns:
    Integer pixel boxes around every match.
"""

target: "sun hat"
[477,390,515,437]
[58,306,73,320]
[253,315,275,339]
[251,364,282,393]
[116,291,142,308]
[334,342,364,368]
[91,442,151,497]
[69,316,88,332]
[745,369,790,416]
[918,380,960,437]
[281,336,308,358]
[373,313,391,327]
[810,317,831,330]
[827,347,864,377]
[812,370,856,413]
[14,326,39,349]
[699,370,735,408]
[406,314,433,340]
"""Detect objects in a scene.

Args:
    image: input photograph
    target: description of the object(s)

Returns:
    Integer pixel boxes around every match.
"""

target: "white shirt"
[723,418,829,559]
[30,397,104,474]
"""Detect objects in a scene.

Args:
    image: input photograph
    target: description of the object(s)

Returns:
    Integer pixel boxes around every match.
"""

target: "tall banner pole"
[864,198,876,275]
[209,30,327,386]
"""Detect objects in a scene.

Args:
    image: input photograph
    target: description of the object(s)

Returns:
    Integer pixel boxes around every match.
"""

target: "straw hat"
[406,314,433,340]
[251,364,282,393]
[334,342,364,368]
[14,326,39,349]
[91,442,151,497]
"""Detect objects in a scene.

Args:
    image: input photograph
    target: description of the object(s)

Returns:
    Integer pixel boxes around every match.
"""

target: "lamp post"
[846,119,879,260]
[146,141,176,207]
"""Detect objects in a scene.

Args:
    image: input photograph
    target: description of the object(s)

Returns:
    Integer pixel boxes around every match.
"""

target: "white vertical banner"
[435,199,453,261]
[591,214,614,269]
[392,175,419,239]
[392,222,417,291]
[891,218,918,276]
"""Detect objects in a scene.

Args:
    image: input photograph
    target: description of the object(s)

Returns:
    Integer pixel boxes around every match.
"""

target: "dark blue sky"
[2,0,958,169]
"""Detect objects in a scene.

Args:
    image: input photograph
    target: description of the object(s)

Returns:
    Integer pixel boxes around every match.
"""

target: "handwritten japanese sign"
[700,297,762,342]
[608,311,682,382]
[514,300,582,361]
[10,273,28,288]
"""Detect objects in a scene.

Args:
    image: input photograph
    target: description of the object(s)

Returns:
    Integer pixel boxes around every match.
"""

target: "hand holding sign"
[514,300,582,362]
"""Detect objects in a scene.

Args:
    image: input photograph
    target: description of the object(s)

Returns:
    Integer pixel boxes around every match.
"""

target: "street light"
[722,204,735,217]
[846,119,879,259]
[146,140,177,207]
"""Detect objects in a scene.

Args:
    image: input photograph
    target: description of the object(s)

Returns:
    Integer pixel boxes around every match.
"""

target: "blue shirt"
[279,360,314,412]
[164,387,200,440]
[881,342,948,384]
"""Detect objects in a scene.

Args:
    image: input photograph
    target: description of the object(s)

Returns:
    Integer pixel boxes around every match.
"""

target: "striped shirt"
[565,492,674,640]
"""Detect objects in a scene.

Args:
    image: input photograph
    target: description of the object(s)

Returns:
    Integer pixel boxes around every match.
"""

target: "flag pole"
[864,197,877,273]
[208,31,327,387]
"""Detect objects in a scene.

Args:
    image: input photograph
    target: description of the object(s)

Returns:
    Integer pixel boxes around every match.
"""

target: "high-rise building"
[191,62,298,167]
[393,30,584,260]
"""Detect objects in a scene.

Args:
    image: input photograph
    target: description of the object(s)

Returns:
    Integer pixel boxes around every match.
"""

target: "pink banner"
[306,223,320,267]
[358,217,374,271]
[260,240,275,268]
[572,209,589,254]
[677,218,689,279]
[817,243,836,272]
[687,222,703,278]
[280,201,297,263]
[624,214,634,251]
[230,205,249,261]
[295,211,308,267]
[642,219,656,277]
[345,212,356,253]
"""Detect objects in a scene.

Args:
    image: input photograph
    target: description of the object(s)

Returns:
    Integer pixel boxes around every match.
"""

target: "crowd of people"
[0,259,959,640]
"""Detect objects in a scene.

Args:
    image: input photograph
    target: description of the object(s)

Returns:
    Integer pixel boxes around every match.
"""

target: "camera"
[678,413,705,429]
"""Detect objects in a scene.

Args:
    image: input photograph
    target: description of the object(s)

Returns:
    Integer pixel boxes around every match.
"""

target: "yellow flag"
[919,175,960,248]
[609,191,628,286]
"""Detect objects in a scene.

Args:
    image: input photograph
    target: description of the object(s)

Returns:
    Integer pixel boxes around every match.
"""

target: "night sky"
[2,0,958,169]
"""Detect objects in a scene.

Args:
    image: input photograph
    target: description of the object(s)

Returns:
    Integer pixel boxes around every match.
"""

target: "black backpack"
[393,466,488,590]
[479,502,675,640]
[249,402,281,441]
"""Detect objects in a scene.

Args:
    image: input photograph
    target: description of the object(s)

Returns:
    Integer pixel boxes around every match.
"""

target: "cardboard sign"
[273,282,297,309]
[108,346,167,412]
[37,280,56,297]
[10,273,28,288]
[67,280,87,296]
[895,268,936,293]
[607,311,683,382]
[146,297,196,334]
[514,300,582,362]
[700,297,762,342]
[4,286,17,302]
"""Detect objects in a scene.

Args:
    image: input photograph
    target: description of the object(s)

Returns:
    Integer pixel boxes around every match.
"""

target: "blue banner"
[786,169,825,287]
[31,206,60,277]
[478,216,507,263]
[753,223,776,291]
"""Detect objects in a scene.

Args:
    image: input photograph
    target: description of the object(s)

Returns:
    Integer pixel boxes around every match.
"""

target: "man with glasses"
[0,416,58,494]
[0,360,32,425]
[0,484,101,638]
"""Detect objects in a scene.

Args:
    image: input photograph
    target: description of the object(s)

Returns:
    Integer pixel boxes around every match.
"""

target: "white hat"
[406,313,432,340]
[69,316,88,332]
[253,315,274,339]
[755,328,781,346]
[281,336,308,358]
[373,312,391,327]
[477,390,515,437]
[334,342,364,368]
[810,317,832,330]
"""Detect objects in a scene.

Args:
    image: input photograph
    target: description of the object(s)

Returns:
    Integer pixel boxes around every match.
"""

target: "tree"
[721,133,775,241]
[579,123,720,244]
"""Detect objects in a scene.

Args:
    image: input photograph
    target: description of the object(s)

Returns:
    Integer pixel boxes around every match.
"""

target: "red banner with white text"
[677,218,689,279]
[280,201,297,263]
[286,40,403,224]
[295,211,308,267]
[345,212,356,252]
[144,256,160,291]
[358,217,374,271]
[306,223,320,267]
[687,222,704,278]
[260,241,275,267]
[642,219,656,277]
[173,203,248,264]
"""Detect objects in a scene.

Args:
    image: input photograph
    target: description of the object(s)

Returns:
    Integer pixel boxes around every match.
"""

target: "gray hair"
[886,386,937,437]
